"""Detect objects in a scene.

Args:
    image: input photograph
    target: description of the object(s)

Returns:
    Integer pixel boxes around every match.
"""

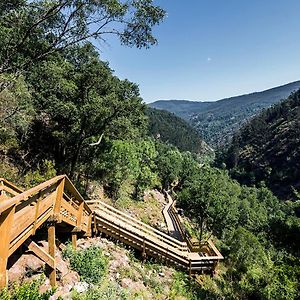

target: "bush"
[0,277,54,300]
[63,245,108,284]
[71,282,128,300]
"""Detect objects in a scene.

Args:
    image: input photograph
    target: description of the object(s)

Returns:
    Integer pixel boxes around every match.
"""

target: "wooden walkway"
[0,176,223,289]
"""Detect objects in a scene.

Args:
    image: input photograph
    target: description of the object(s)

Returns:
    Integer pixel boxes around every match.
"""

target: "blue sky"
[98,0,300,103]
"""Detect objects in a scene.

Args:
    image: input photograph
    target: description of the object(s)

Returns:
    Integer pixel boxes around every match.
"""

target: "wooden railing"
[88,200,188,252]
[0,176,223,290]
[0,176,92,288]
[91,199,223,274]
[0,178,23,200]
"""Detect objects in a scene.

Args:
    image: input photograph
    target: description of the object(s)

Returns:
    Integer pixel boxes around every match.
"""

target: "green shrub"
[63,245,108,284]
[71,279,129,300]
[0,277,54,300]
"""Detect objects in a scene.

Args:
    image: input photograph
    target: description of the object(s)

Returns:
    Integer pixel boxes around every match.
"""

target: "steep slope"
[146,107,212,155]
[149,81,300,147]
[224,90,300,200]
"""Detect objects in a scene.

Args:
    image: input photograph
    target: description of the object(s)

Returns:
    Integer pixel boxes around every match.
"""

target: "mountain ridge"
[149,80,300,147]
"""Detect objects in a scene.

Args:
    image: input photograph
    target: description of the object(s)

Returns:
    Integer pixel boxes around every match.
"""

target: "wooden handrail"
[0,175,223,289]
[0,175,65,214]
[91,200,188,250]
[0,176,93,288]
[0,178,23,196]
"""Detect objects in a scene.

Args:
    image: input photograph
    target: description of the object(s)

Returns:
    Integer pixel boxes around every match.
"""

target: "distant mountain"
[146,108,213,155]
[149,81,300,147]
[224,90,300,200]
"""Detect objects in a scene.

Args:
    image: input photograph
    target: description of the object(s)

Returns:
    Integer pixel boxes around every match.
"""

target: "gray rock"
[73,281,89,293]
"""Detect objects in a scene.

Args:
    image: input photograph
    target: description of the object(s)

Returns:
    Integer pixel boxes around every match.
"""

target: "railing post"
[0,205,16,288]
[92,212,97,237]
[32,192,41,235]
[142,236,146,261]
[76,202,84,229]
[72,232,77,250]
[53,178,65,222]
[48,222,56,287]
[86,213,92,237]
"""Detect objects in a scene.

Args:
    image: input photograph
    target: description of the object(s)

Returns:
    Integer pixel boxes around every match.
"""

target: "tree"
[0,73,33,145]
[0,0,166,72]
[178,166,240,240]
[155,143,183,190]
[23,43,147,177]
[100,139,158,199]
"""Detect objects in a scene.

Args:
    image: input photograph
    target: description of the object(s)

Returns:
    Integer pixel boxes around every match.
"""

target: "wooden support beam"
[24,238,55,269]
[85,213,92,237]
[72,232,77,250]
[53,178,65,222]
[93,212,97,237]
[48,223,56,287]
[0,205,16,288]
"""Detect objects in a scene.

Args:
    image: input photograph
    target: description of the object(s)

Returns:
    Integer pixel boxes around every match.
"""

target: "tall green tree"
[178,166,240,240]
[24,43,147,177]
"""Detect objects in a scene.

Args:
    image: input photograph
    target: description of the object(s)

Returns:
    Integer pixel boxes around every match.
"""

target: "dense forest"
[0,1,300,300]
[146,107,213,156]
[150,80,300,147]
[222,90,300,200]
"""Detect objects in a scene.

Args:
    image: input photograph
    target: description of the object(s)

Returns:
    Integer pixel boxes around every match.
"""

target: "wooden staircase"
[0,177,223,289]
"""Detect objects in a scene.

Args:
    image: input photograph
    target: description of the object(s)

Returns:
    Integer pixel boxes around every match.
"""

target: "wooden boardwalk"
[0,176,223,289]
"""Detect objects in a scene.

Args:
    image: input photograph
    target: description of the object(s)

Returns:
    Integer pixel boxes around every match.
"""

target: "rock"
[73,282,89,293]
[120,278,133,288]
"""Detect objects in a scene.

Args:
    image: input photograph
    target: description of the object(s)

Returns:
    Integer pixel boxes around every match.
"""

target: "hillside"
[224,90,300,200]
[146,107,212,155]
[149,81,300,147]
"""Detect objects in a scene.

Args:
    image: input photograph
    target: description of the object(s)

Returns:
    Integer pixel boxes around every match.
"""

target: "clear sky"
[98,0,300,103]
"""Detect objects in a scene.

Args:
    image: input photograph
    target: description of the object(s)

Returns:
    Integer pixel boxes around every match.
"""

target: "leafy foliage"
[63,245,108,284]
[0,0,166,73]
[0,277,54,300]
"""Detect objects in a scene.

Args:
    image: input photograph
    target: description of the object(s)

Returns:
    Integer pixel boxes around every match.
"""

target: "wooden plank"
[9,207,53,256]
[0,205,16,288]
[0,178,23,194]
[76,202,84,228]
[24,238,55,269]
[10,193,54,243]
[0,175,65,214]
[53,178,65,221]
[64,177,92,214]
[32,193,41,234]
[2,186,20,197]
[61,198,78,219]
[48,224,56,287]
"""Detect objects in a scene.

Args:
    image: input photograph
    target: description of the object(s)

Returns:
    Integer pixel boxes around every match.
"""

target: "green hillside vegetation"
[223,90,300,200]
[150,81,300,147]
[146,107,213,156]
